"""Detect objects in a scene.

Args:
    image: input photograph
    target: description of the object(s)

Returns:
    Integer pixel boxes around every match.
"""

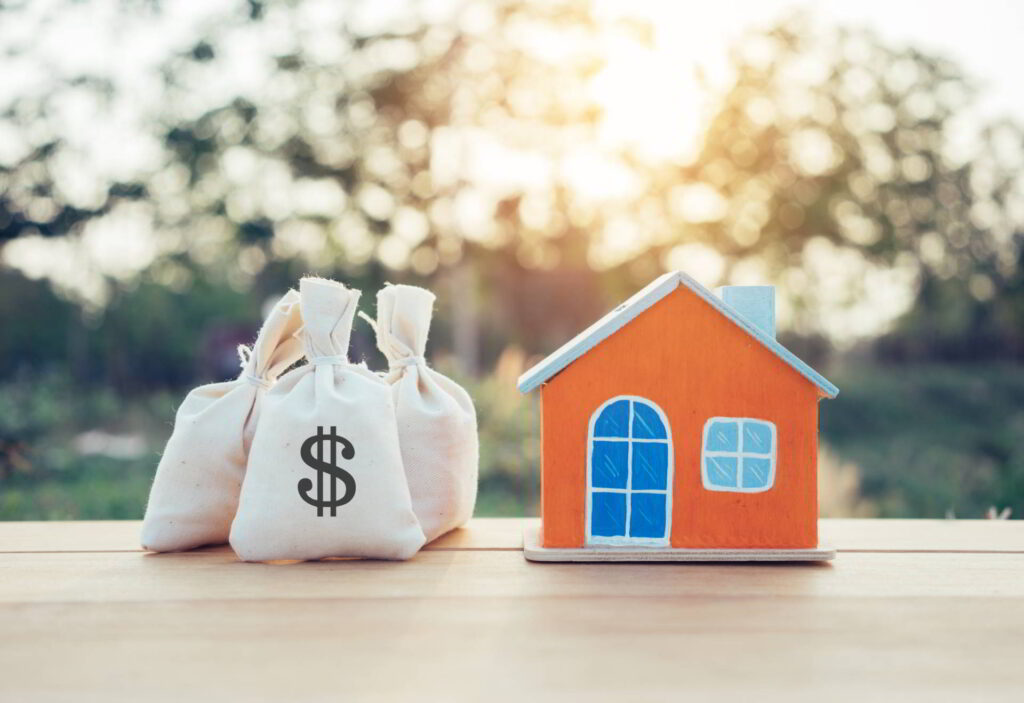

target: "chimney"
[718,285,776,338]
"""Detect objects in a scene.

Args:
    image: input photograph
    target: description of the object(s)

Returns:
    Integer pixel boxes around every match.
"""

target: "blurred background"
[1,0,1022,521]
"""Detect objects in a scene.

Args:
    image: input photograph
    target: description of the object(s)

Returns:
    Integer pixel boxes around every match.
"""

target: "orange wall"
[539,285,822,549]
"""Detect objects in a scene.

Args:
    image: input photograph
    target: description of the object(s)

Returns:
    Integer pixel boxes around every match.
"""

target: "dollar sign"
[298,425,356,516]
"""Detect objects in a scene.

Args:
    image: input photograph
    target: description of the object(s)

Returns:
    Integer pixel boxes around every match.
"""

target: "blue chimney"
[718,285,776,339]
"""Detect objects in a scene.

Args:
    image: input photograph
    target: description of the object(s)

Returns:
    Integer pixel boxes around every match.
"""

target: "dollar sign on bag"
[298,426,356,516]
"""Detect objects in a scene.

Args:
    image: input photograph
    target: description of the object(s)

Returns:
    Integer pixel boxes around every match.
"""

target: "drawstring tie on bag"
[357,311,425,372]
[238,344,273,390]
[388,356,426,370]
[295,323,350,366]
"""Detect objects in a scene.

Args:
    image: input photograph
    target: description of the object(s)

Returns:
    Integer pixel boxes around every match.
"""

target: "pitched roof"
[516,271,839,398]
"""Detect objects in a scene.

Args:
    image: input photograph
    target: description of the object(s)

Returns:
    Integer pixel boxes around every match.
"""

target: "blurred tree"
[644,16,1024,358]
[2,0,1024,521]
[1,1,1023,374]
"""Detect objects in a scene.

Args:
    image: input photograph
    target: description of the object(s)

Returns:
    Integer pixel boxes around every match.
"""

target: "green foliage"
[0,271,75,374]
[4,2,1024,379]
[96,270,260,389]
[443,352,540,516]
[0,3,1022,520]
[822,364,1024,517]
[1,361,1021,521]
[0,359,542,520]
[2,2,1023,359]
[0,368,169,519]
[0,369,76,479]
[0,452,156,520]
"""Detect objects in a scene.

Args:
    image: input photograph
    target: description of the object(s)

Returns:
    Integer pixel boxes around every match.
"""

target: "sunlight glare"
[587,33,703,163]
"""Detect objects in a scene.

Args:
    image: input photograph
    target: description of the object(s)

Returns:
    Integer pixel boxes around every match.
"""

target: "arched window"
[587,396,673,546]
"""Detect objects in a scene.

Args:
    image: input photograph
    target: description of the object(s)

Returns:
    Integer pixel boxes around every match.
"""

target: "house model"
[518,271,839,562]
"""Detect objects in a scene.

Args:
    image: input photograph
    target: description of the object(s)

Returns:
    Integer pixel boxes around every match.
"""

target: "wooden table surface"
[2,518,1023,701]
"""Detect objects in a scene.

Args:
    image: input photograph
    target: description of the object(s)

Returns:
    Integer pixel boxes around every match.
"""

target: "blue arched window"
[587,396,673,546]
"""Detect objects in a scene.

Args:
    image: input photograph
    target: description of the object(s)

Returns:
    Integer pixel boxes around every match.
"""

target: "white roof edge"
[516,271,839,399]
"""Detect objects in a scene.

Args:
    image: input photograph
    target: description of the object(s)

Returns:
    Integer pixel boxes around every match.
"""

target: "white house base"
[522,525,836,562]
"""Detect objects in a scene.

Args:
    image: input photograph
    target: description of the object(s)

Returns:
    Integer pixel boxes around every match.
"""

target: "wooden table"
[1,519,1022,701]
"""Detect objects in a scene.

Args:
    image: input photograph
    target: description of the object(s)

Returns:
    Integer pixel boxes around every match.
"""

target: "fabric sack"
[230,277,426,562]
[366,284,479,543]
[141,289,304,552]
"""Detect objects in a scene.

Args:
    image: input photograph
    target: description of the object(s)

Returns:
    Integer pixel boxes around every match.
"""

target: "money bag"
[141,289,303,552]
[229,277,426,562]
[367,284,479,542]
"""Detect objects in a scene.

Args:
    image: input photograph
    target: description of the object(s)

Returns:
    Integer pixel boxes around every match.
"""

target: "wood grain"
[2,519,1023,701]
[2,548,1023,604]
[0,518,522,553]
[820,518,1024,552]
[2,596,1021,702]
[4,518,1024,553]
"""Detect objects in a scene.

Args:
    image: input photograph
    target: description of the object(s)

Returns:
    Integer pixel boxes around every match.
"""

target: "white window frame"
[586,395,673,547]
[701,417,777,493]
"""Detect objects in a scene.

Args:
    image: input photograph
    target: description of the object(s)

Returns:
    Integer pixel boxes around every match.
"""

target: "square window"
[593,399,630,437]
[705,420,739,452]
[591,441,628,489]
[631,442,668,491]
[704,455,738,488]
[742,457,772,489]
[702,417,777,493]
[591,492,626,537]
[742,421,773,455]
[630,493,666,538]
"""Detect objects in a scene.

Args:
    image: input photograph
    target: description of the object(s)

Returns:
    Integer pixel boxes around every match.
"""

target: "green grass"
[1,453,156,520]
[0,362,1020,520]
[821,363,1024,518]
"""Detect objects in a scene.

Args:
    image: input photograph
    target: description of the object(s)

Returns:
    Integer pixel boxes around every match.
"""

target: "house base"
[522,525,836,563]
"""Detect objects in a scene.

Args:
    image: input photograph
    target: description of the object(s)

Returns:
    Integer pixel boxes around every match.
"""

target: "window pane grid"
[589,397,670,542]
[701,417,776,492]
[703,449,771,457]
[624,399,633,535]
[590,488,667,494]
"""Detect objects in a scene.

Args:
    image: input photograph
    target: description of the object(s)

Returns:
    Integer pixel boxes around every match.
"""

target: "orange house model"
[518,271,839,562]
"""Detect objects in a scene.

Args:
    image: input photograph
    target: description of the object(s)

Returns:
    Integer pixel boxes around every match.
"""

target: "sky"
[590,0,1024,158]
[1,0,1023,336]
[6,0,1021,197]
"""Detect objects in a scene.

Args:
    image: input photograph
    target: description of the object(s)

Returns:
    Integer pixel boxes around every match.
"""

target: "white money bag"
[366,284,479,543]
[141,290,304,552]
[229,277,426,562]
